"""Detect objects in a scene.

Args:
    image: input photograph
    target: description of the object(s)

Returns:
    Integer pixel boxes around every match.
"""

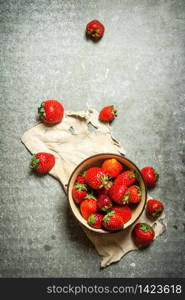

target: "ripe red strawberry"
[146,199,164,219]
[132,223,155,246]
[111,206,132,223]
[109,184,128,205]
[76,172,86,184]
[99,105,117,122]
[114,170,136,187]
[38,99,64,124]
[80,195,97,220]
[101,158,123,178]
[84,167,109,190]
[30,152,55,174]
[97,194,112,212]
[86,20,105,40]
[72,183,87,204]
[87,213,103,229]
[123,185,141,204]
[97,181,113,196]
[102,211,124,231]
[141,166,159,188]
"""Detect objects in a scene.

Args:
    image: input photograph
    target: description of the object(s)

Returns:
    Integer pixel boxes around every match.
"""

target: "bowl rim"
[67,153,147,234]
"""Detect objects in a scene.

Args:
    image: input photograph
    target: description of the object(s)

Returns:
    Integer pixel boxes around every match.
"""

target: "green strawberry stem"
[30,154,40,169]
[74,182,87,191]
[38,102,46,118]
[140,223,152,232]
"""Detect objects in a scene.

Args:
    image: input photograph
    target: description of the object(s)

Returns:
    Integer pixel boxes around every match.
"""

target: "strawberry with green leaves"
[146,199,164,219]
[30,152,55,174]
[80,194,97,220]
[84,167,109,190]
[99,105,117,122]
[97,194,112,212]
[132,223,155,246]
[114,170,136,187]
[109,184,128,205]
[87,213,103,229]
[38,99,64,124]
[141,166,159,188]
[102,211,124,231]
[86,20,105,40]
[123,185,141,204]
[72,183,87,204]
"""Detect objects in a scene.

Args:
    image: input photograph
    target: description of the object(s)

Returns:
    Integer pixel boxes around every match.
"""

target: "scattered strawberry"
[80,194,97,220]
[102,211,124,231]
[111,206,132,223]
[99,105,117,122]
[146,199,164,219]
[97,194,112,212]
[141,166,159,188]
[114,170,136,187]
[87,213,103,229]
[84,167,109,190]
[72,183,88,204]
[132,223,155,247]
[102,158,123,178]
[30,152,55,174]
[38,99,64,124]
[97,181,113,196]
[109,184,128,205]
[86,20,105,40]
[123,185,141,204]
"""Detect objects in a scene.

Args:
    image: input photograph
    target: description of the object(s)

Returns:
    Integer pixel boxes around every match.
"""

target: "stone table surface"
[0,0,185,278]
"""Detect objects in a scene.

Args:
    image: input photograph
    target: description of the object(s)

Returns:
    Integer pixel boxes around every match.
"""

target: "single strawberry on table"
[86,20,105,40]
[30,152,55,174]
[99,105,117,122]
[141,166,159,188]
[84,167,109,190]
[38,99,64,124]
[102,211,124,231]
[87,213,103,229]
[97,194,112,212]
[146,199,164,219]
[132,223,155,247]
[101,158,123,178]
[114,170,136,187]
[72,183,87,204]
[123,185,141,204]
[109,183,128,205]
[80,194,97,220]
[111,206,132,223]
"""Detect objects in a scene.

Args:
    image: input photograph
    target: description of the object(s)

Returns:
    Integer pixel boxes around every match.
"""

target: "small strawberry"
[132,223,155,247]
[99,105,117,122]
[109,184,128,205]
[102,158,123,178]
[76,171,86,184]
[146,199,164,219]
[123,185,141,204]
[87,213,103,229]
[111,206,132,223]
[30,152,55,174]
[86,20,105,40]
[97,181,113,196]
[72,183,88,204]
[80,194,97,220]
[102,211,124,231]
[97,194,112,212]
[114,170,136,187]
[84,167,109,190]
[38,99,64,124]
[141,166,159,188]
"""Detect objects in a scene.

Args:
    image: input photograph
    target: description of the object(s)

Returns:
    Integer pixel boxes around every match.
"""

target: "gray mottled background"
[0,0,185,277]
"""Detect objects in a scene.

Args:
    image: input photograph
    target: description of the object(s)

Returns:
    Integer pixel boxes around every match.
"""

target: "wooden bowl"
[67,153,147,233]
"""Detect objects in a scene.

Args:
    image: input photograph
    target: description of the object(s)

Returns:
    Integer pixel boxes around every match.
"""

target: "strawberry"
[97,194,112,212]
[72,183,87,204]
[123,185,141,204]
[87,213,103,229]
[141,166,159,188]
[101,158,123,178]
[80,194,97,220]
[114,170,136,187]
[86,20,105,40]
[102,211,124,231]
[97,181,113,196]
[99,105,117,122]
[146,199,164,219]
[111,206,132,223]
[76,171,86,184]
[30,152,55,174]
[109,184,128,205]
[132,223,155,247]
[84,167,109,190]
[38,99,64,124]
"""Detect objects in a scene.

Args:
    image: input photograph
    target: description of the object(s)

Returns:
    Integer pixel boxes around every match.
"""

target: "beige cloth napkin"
[21,108,166,268]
